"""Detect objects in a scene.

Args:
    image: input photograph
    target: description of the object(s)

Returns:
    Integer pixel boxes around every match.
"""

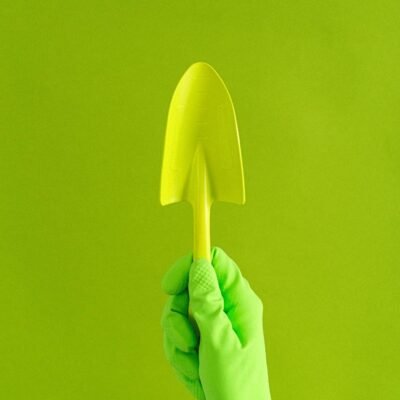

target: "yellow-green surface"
[1,1,399,399]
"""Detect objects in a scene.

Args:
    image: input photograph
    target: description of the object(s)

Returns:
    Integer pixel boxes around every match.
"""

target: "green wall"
[1,1,399,399]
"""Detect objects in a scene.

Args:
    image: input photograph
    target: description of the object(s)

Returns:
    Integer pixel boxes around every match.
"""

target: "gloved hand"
[161,246,271,400]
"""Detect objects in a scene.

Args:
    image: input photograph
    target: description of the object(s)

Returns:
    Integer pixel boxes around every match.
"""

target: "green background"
[1,1,399,399]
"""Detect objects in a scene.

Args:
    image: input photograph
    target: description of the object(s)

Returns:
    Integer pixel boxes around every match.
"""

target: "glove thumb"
[189,259,234,346]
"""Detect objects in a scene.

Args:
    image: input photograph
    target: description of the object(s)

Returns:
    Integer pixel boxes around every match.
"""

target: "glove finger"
[163,334,200,381]
[164,340,205,400]
[162,294,199,352]
[211,246,264,345]
[162,252,193,295]
[176,373,206,400]
[161,290,189,323]
[211,246,261,310]
[189,259,239,348]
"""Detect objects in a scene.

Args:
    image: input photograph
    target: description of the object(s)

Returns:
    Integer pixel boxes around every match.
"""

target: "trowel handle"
[192,150,211,262]
[189,191,210,329]
[193,198,211,262]
[189,146,211,325]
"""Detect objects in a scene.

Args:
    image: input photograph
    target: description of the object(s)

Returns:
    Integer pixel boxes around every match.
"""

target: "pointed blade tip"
[185,61,221,81]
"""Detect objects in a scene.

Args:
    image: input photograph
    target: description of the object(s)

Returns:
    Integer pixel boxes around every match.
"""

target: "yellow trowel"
[160,62,245,262]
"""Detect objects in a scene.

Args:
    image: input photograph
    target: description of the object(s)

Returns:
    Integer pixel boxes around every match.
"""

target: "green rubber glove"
[161,246,272,400]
